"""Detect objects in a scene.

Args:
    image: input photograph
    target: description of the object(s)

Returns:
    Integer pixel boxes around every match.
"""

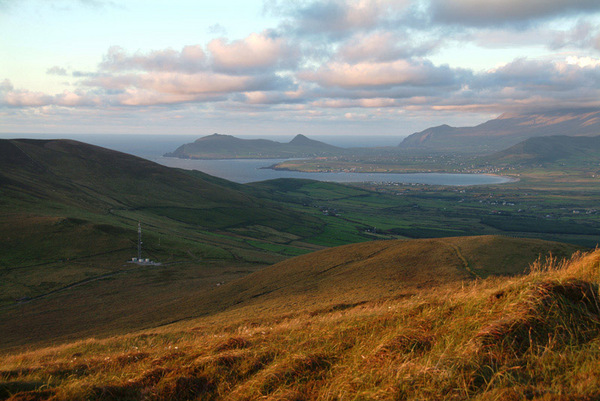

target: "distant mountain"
[399,109,600,153]
[488,135,600,166]
[164,133,343,159]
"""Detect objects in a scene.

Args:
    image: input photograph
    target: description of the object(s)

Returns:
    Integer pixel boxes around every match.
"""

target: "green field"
[248,178,600,248]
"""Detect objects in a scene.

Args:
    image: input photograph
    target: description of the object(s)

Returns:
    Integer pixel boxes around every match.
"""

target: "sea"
[0,133,512,186]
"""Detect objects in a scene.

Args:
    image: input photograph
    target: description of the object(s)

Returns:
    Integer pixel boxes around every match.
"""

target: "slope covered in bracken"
[2,247,599,400]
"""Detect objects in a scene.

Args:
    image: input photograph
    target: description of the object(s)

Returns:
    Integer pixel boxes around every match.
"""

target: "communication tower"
[137,222,142,260]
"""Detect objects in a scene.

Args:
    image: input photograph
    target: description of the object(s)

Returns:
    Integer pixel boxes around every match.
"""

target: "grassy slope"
[0,234,581,350]
[0,139,332,350]
[1,247,599,400]
[0,138,333,267]
[177,235,582,316]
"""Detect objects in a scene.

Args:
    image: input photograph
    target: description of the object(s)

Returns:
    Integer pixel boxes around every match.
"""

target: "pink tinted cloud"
[1,79,53,107]
[81,70,283,106]
[0,80,97,107]
[337,31,442,63]
[208,31,299,73]
[138,72,257,95]
[86,71,258,95]
[55,91,100,107]
[299,59,456,88]
[311,97,398,108]
[116,88,200,106]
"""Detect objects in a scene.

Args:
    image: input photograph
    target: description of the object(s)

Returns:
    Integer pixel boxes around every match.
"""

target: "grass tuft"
[214,337,251,352]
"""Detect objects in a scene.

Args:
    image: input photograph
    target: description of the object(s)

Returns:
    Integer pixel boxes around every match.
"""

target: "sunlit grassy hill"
[2,246,598,400]
[178,235,582,317]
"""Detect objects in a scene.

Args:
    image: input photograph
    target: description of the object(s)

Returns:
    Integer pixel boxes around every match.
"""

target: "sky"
[1,0,600,138]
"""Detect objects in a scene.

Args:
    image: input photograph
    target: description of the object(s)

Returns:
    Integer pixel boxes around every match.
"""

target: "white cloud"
[566,56,600,68]
[208,31,299,73]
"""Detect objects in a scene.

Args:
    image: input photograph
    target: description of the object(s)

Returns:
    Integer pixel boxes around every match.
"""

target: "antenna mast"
[137,222,142,260]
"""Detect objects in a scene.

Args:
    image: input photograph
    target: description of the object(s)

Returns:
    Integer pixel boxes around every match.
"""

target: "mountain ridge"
[399,109,600,153]
[164,133,342,159]
[487,134,600,165]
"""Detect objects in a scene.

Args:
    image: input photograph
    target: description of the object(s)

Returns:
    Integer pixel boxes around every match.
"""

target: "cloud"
[54,90,99,106]
[77,0,119,8]
[337,31,441,62]
[312,97,398,108]
[567,56,600,68]
[3,0,600,125]
[0,80,52,107]
[115,89,202,107]
[549,21,600,51]
[299,59,462,89]
[0,79,100,107]
[207,31,300,74]
[136,72,288,95]
[0,0,15,10]
[268,0,411,39]
[208,24,227,36]
[98,33,300,77]
[47,66,68,76]
[100,45,207,73]
[476,58,600,91]
[429,0,600,27]
[0,79,14,91]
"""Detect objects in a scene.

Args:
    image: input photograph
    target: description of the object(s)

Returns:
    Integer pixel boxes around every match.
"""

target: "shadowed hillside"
[0,138,325,271]
[0,139,329,350]
[488,135,600,166]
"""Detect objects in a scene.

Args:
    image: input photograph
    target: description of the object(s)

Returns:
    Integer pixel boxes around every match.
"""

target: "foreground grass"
[2,250,600,400]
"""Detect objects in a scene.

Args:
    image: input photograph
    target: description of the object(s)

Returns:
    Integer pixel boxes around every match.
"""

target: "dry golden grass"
[2,249,600,400]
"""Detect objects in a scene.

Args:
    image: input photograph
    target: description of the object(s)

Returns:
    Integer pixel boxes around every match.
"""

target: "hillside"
[2,246,598,400]
[0,235,581,350]
[0,139,324,263]
[0,139,332,349]
[180,235,582,315]
[487,134,600,166]
[164,133,342,159]
[399,109,600,153]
